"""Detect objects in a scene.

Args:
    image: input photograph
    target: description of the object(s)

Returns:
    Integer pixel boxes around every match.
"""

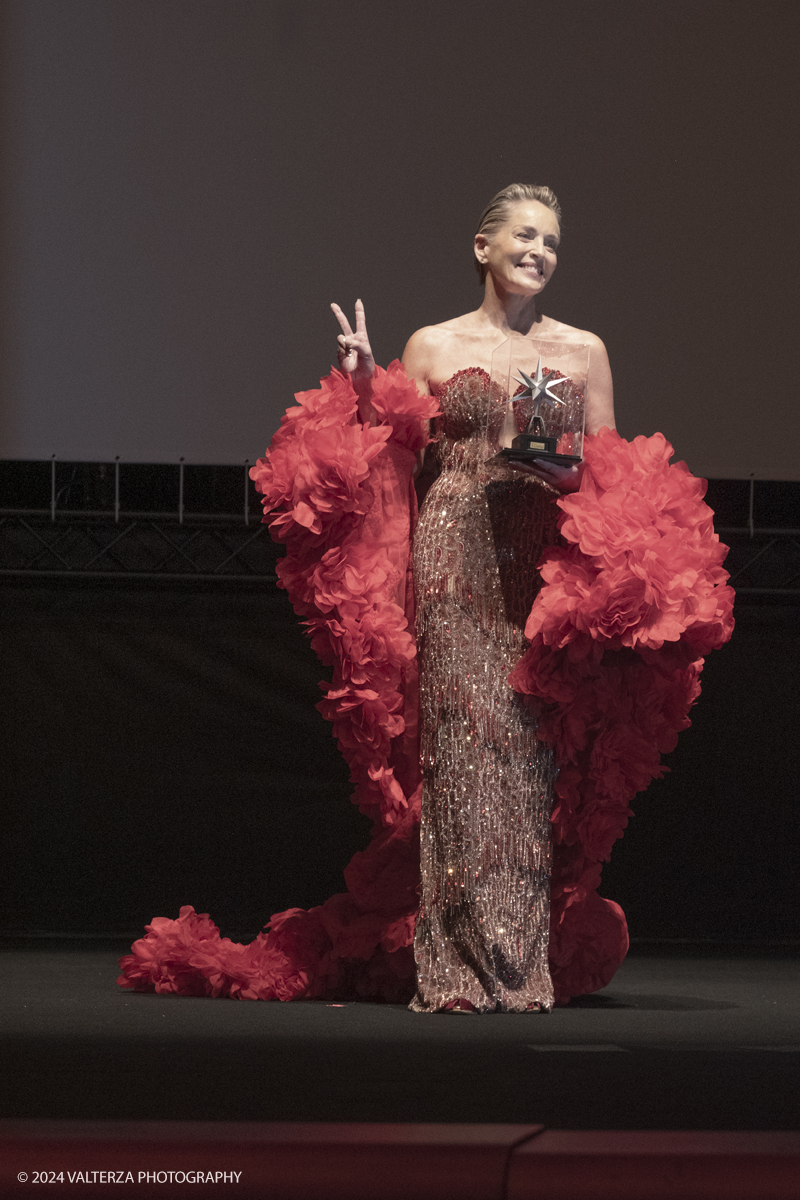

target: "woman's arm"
[584,334,615,436]
[331,304,435,477]
[401,328,435,476]
[331,299,377,424]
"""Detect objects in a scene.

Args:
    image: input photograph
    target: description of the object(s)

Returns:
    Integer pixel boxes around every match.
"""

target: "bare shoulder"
[582,330,611,368]
[403,314,474,353]
[544,317,609,358]
[401,318,472,386]
[403,323,452,358]
[401,326,444,383]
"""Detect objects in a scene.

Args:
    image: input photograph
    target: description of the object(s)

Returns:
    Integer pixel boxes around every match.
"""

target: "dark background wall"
[1,581,364,939]
[1,0,799,477]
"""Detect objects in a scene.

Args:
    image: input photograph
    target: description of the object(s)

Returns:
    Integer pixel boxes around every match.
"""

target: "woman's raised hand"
[331,299,375,384]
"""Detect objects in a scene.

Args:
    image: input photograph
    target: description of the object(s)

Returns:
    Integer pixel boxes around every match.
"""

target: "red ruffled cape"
[118,364,734,1004]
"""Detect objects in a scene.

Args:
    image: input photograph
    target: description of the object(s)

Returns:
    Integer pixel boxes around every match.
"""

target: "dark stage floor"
[1,947,798,1130]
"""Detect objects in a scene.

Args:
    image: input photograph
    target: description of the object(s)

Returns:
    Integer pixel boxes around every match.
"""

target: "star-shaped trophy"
[516,357,569,427]
[499,355,579,463]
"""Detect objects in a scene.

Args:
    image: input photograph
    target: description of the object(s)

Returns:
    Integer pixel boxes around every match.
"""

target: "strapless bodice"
[430,363,581,472]
[431,367,494,441]
[429,367,509,477]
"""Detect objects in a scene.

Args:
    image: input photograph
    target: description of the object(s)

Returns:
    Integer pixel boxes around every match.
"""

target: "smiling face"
[474,199,560,297]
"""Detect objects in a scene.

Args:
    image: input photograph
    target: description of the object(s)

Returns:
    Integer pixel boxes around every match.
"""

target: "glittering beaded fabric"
[410,368,560,1013]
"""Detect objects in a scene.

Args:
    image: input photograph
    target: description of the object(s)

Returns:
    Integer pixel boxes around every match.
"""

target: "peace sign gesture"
[331,299,375,384]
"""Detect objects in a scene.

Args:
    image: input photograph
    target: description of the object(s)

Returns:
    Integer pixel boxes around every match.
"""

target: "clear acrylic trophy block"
[488,335,589,465]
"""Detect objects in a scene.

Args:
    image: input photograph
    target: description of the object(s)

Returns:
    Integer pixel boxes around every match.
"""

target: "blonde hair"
[474,183,562,283]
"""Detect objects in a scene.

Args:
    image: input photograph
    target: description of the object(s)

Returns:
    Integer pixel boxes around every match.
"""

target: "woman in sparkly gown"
[118,184,732,1008]
[332,184,615,1013]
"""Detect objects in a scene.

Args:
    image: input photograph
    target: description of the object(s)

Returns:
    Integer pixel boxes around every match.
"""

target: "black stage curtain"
[1,582,365,941]
[2,583,798,944]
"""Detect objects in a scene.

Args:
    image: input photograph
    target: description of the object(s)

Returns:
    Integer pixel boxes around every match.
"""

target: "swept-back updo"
[474,183,562,284]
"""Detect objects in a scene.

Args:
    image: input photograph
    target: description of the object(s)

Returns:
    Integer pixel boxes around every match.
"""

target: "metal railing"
[0,459,278,581]
[0,513,278,581]
[718,528,800,597]
[1,461,797,593]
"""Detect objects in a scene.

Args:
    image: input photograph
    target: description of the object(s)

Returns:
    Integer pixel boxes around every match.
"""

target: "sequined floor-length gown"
[410,367,560,1013]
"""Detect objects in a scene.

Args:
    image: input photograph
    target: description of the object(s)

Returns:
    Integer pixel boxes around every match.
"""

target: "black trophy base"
[499,432,582,467]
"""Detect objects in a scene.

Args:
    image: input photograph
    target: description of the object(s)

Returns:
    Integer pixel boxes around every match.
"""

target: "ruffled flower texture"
[509,427,734,1002]
[118,363,440,1003]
